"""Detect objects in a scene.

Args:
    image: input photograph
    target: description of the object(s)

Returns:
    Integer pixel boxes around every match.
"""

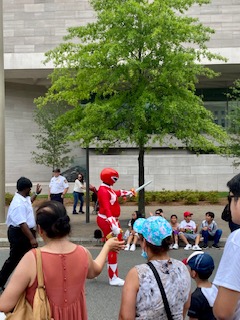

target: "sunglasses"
[228,194,240,205]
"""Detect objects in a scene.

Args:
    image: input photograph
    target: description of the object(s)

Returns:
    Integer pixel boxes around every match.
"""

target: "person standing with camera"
[72,173,86,214]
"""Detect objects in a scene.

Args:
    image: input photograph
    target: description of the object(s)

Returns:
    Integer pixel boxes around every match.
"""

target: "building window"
[196,88,229,128]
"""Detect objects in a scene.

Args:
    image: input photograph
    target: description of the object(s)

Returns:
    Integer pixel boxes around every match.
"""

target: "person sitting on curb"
[183,251,218,320]
[200,211,222,249]
[124,211,142,252]
[179,211,202,251]
[149,208,164,217]
[169,214,179,250]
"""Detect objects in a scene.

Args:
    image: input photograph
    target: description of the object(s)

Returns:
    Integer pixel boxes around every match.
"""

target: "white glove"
[111,225,121,235]
[120,190,134,197]
[108,217,121,235]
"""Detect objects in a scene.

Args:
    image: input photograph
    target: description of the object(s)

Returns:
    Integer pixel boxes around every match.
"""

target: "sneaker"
[130,244,136,251]
[192,245,202,251]
[202,243,209,249]
[72,211,78,214]
[79,211,85,214]
[173,243,179,250]
[212,244,220,249]
[124,244,130,251]
[109,277,125,286]
[169,244,174,249]
[184,244,192,250]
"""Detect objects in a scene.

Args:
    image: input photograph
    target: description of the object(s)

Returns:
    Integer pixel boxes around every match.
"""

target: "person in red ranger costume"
[97,168,134,286]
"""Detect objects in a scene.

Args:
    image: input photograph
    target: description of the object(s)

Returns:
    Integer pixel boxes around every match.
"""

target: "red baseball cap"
[184,211,193,217]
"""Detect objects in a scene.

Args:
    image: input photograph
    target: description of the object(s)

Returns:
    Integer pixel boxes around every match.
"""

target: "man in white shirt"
[0,177,41,292]
[213,173,240,320]
[48,168,69,204]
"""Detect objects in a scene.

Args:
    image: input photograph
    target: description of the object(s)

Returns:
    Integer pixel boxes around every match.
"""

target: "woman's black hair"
[145,236,172,254]
[78,173,84,183]
[36,200,71,239]
[130,210,142,228]
[227,173,240,196]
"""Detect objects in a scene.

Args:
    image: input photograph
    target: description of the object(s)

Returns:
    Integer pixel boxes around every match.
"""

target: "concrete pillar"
[0,0,6,222]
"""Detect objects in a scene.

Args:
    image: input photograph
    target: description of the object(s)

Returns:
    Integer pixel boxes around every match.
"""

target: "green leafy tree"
[32,105,74,170]
[35,0,229,214]
[226,79,240,167]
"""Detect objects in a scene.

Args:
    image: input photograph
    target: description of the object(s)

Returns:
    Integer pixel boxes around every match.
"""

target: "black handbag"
[147,261,173,320]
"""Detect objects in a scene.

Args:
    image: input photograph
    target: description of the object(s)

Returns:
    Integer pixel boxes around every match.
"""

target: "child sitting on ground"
[200,211,222,249]
[149,208,164,217]
[179,211,202,251]
[183,251,218,320]
[124,211,142,251]
[169,214,179,249]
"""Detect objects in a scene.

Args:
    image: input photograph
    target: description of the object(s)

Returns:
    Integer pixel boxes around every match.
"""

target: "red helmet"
[100,168,119,185]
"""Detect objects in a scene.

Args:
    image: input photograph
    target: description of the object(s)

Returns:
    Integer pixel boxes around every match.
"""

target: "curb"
[0,237,228,248]
[0,237,103,248]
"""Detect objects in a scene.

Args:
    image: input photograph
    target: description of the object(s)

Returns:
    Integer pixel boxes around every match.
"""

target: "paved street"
[86,246,223,320]
[0,245,222,320]
[0,203,228,319]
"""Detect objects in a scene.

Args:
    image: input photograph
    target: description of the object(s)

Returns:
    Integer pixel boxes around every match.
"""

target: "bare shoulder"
[21,249,36,264]
[125,267,139,288]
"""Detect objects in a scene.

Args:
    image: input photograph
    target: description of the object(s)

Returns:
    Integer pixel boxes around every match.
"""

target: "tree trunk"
[138,147,145,216]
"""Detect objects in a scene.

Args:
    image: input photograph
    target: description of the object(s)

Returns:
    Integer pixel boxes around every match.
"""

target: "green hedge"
[5,192,14,205]
[123,190,221,205]
[5,190,223,206]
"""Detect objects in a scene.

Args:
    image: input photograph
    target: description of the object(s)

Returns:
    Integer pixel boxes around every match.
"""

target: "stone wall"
[3,0,240,191]
[5,152,237,194]
[188,0,240,48]
[3,0,240,53]
[88,154,238,193]
[3,0,95,53]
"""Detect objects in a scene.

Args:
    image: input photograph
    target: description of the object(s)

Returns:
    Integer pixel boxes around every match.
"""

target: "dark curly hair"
[36,201,71,239]
[16,177,32,191]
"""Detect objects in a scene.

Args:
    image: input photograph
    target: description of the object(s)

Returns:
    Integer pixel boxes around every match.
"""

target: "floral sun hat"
[133,216,172,246]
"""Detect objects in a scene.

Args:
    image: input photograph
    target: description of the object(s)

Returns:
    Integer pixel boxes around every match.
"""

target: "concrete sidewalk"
[0,204,230,247]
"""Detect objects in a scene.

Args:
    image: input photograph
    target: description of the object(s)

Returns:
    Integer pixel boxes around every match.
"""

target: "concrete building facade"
[3,0,240,192]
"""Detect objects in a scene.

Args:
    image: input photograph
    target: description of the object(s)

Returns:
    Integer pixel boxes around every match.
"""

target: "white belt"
[98,213,107,219]
[97,214,119,221]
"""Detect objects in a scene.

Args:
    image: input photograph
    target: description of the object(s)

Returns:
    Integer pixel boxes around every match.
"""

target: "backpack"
[94,229,103,239]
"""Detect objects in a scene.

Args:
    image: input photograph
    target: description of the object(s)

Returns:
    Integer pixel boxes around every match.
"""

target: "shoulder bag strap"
[147,261,173,320]
[35,248,44,288]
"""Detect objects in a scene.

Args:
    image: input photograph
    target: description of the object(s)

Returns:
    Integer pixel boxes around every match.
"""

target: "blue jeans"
[202,229,222,245]
[73,192,84,212]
